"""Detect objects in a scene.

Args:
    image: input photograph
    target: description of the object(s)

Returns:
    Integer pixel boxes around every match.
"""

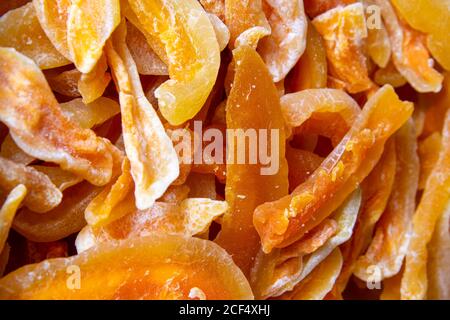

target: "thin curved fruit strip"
[0,157,62,213]
[366,18,391,68]
[45,69,81,98]
[391,0,450,71]
[401,110,450,300]
[332,139,396,295]
[78,54,112,104]
[67,0,120,73]
[208,13,230,51]
[78,197,228,253]
[0,48,116,186]
[303,0,356,18]
[421,73,450,138]
[200,0,225,21]
[214,45,289,277]
[354,119,419,281]
[286,146,323,192]
[281,89,361,130]
[312,3,373,93]
[0,185,27,253]
[257,0,308,82]
[32,166,83,192]
[280,248,343,300]
[0,2,70,69]
[254,85,413,253]
[126,0,221,125]
[85,158,133,228]
[251,218,338,299]
[427,200,450,300]
[105,21,179,210]
[251,189,360,299]
[225,0,270,49]
[417,132,442,190]
[285,21,327,92]
[13,182,102,242]
[374,61,407,88]
[368,0,443,93]
[126,22,168,76]
[33,0,72,60]
[0,234,254,300]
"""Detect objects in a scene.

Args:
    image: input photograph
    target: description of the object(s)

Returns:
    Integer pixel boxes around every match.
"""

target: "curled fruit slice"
[254,85,413,253]
[418,132,441,190]
[0,234,254,300]
[258,0,308,82]
[78,54,111,104]
[13,182,102,242]
[312,3,372,93]
[401,110,450,300]
[0,3,70,69]
[0,184,27,253]
[32,165,83,192]
[280,248,343,300]
[369,0,443,93]
[77,198,228,253]
[105,22,179,210]
[208,13,230,51]
[0,48,116,186]
[214,45,289,276]
[127,0,221,125]
[354,120,419,280]
[45,69,81,98]
[0,157,62,213]
[67,0,120,73]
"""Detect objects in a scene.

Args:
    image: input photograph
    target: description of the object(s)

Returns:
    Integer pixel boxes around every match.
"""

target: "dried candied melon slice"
[78,54,111,104]
[367,19,391,68]
[401,110,450,300]
[0,3,70,69]
[354,120,419,281]
[418,132,442,190]
[0,157,62,213]
[45,69,81,98]
[67,0,120,73]
[0,234,254,300]
[126,0,220,125]
[213,45,289,276]
[312,3,372,93]
[0,184,27,253]
[0,48,116,186]
[105,21,179,210]
[254,85,413,253]
[32,165,83,192]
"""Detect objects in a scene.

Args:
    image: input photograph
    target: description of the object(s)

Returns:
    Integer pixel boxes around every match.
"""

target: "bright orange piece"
[254,85,413,253]
[0,234,253,300]
[312,3,373,93]
[418,133,442,190]
[214,45,289,276]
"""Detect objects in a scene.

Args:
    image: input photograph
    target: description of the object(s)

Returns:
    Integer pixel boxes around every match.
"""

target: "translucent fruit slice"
[0,185,27,253]
[254,85,413,252]
[0,234,254,300]
[0,2,70,69]
[127,0,220,125]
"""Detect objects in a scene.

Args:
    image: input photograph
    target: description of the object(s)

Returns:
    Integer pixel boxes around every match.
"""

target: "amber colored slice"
[214,45,289,277]
[304,0,356,18]
[0,243,10,277]
[380,269,403,300]
[367,20,391,68]
[333,139,396,294]
[286,146,323,192]
[354,119,419,280]
[254,85,413,253]
[32,165,83,192]
[0,185,27,253]
[418,133,442,190]
[0,3,70,69]
[200,0,225,21]
[312,3,373,93]
[401,110,450,300]
[0,234,253,300]
[280,248,343,300]
[127,0,220,125]
[391,0,450,71]
[45,69,81,98]
[78,54,111,104]
[13,182,102,242]
[33,0,72,60]
[369,0,443,93]
[0,135,35,165]
[285,21,327,92]
[374,61,407,88]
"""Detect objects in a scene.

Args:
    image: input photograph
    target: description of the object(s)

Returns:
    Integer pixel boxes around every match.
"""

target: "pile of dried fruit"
[0,0,448,300]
